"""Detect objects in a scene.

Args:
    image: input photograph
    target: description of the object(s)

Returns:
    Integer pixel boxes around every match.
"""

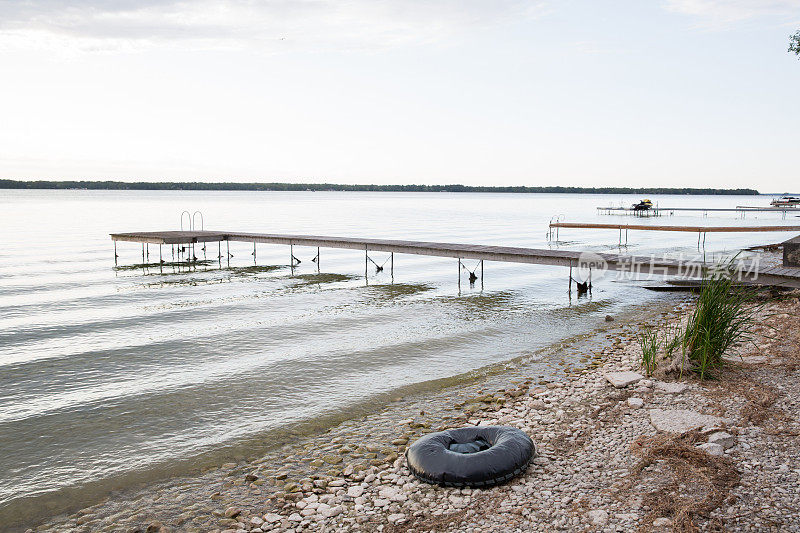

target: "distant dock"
[110,230,800,289]
[597,206,798,217]
[548,221,800,247]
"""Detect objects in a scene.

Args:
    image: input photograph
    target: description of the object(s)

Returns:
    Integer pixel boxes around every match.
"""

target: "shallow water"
[0,190,792,526]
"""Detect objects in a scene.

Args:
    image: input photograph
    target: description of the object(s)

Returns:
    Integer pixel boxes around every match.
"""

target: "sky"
[0,0,799,190]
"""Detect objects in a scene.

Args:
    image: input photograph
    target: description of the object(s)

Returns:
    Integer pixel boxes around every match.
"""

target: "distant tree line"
[0,179,759,195]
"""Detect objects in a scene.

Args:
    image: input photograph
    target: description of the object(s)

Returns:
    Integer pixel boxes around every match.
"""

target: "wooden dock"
[110,230,800,288]
[549,221,800,248]
[597,206,798,215]
[550,222,800,234]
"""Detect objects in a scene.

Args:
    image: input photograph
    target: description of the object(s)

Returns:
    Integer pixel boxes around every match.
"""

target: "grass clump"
[638,326,660,377]
[679,263,762,379]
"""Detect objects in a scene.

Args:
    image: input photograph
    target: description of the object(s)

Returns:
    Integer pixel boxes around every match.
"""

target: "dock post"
[226,241,230,267]
[114,241,117,265]
[172,245,174,259]
[142,244,145,263]
[290,244,294,269]
[458,258,461,290]
[159,244,162,263]
[481,259,484,290]
[391,252,394,277]
[317,247,320,272]
[146,244,149,261]
[218,242,221,264]
[568,263,572,294]
[365,247,368,278]
[253,242,256,263]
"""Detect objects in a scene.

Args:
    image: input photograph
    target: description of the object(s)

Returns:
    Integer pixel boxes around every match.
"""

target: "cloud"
[664,0,800,27]
[0,0,547,53]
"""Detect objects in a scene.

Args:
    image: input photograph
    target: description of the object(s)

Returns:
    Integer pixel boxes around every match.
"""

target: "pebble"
[587,509,609,525]
[708,431,736,450]
[697,442,725,456]
[627,397,644,408]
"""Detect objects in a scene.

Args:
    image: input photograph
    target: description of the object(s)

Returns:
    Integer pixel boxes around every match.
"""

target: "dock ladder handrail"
[180,211,192,231]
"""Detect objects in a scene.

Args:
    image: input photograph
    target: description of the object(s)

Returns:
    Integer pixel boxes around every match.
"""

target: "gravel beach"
[27,291,800,533]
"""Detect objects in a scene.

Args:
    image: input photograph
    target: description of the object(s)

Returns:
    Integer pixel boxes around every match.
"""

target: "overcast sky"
[1,0,799,190]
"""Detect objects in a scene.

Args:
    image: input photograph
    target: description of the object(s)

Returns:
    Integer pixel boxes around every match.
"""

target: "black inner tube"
[406,426,535,488]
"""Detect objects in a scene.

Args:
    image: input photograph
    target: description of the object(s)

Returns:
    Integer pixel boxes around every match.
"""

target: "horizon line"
[0,179,764,195]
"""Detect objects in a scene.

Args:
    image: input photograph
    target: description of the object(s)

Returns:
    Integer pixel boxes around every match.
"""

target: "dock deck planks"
[110,230,800,287]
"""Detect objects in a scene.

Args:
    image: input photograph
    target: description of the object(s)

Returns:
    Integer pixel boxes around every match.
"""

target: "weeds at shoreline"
[680,267,761,379]
[638,260,763,380]
[638,327,660,377]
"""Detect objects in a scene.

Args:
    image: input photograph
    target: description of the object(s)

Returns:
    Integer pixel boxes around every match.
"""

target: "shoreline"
[19,297,683,532]
[22,290,800,532]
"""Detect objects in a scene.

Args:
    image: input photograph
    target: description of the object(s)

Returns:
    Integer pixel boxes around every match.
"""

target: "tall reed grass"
[680,264,761,379]
[638,327,660,377]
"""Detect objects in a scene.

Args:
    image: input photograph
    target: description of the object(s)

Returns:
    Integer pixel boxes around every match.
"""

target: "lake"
[0,190,792,526]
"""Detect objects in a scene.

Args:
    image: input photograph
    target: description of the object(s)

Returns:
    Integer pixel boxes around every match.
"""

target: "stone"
[708,431,736,450]
[653,517,672,527]
[224,507,242,518]
[605,315,614,322]
[648,409,728,433]
[263,513,282,524]
[604,371,644,388]
[244,472,259,482]
[654,381,689,394]
[388,513,406,524]
[288,513,302,522]
[324,505,343,518]
[315,503,331,514]
[627,397,644,408]
[250,516,264,527]
[283,482,301,493]
[587,509,609,526]
[347,486,365,498]
[697,442,724,456]
[531,399,546,410]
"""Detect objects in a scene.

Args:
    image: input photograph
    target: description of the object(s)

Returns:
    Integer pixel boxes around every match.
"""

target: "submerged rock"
[223,507,241,518]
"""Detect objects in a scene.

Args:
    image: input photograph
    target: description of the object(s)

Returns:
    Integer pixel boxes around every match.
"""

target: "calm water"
[0,190,794,526]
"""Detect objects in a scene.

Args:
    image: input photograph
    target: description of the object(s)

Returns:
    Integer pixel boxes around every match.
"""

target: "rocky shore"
[28,291,800,532]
